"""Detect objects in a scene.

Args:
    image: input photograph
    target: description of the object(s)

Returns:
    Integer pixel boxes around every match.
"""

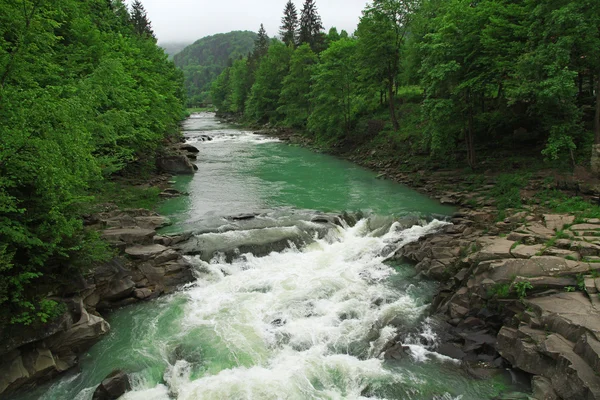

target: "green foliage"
[278,44,318,128]
[174,31,257,106]
[491,173,530,210]
[0,0,184,328]
[308,38,360,141]
[489,283,511,299]
[245,41,293,123]
[514,281,533,299]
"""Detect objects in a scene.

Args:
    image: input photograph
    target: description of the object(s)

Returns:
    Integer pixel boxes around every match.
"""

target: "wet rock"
[436,343,466,360]
[229,213,258,221]
[92,370,131,400]
[157,154,195,175]
[383,342,410,360]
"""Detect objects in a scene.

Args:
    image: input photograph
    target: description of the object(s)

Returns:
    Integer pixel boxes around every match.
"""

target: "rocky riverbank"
[0,143,201,396]
[252,125,600,400]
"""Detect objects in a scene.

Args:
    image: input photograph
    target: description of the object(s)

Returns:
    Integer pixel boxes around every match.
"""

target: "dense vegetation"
[0,0,184,328]
[212,0,600,172]
[174,31,257,106]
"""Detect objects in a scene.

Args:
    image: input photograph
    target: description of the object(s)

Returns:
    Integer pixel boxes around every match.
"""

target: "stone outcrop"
[396,208,600,399]
[0,209,195,396]
[92,370,131,400]
[157,143,200,174]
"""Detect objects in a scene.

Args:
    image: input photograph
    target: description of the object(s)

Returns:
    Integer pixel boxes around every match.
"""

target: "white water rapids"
[115,218,458,400]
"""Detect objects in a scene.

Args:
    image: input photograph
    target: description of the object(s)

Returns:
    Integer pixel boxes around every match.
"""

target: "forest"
[174,31,257,106]
[212,0,600,172]
[0,0,184,328]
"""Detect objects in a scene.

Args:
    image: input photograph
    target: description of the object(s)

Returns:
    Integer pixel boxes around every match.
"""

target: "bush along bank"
[0,140,201,396]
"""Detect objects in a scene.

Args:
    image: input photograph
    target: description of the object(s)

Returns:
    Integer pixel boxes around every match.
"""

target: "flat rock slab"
[570,224,600,231]
[526,292,600,342]
[544,214,575,232]
[102,228,156,245]
[125,244,167,260]
[474,237,515,262]
[476,256,590,283]
[511,244,543,259]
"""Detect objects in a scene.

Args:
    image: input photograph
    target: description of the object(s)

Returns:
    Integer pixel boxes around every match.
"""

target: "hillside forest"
[211,0,600,172]
[174,31,257,106]
[0,0,184,328]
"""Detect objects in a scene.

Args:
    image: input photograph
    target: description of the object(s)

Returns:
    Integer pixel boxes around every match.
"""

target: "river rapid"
[13,113,525,400]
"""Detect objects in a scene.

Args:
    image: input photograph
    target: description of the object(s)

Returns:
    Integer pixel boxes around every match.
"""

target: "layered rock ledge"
[396,209,600,400]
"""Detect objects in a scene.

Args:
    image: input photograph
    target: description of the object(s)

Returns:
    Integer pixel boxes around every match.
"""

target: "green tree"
[280,1,299,47]
[309,38,359,140]
[356,0,417,131]
[299,0,324,52]
[129,0,155,38]
[278,44,318,127]
[245,41,293,122]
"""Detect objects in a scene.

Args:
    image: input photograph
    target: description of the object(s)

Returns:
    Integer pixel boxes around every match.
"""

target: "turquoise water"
[9,113,527,400]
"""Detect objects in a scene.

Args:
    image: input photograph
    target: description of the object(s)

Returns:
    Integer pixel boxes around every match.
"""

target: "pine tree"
[298,0,324,51]
[251,23,270,60]
[129,0,154,38]
[280,1,299,47]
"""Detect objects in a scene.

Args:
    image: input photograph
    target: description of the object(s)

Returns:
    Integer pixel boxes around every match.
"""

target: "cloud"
[126,0,368,43]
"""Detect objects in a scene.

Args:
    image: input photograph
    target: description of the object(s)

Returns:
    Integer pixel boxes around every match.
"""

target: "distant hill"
[174,31,257,106]
[160,42,191,59]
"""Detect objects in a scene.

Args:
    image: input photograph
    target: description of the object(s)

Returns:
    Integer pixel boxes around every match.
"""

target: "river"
[12,113,526,400]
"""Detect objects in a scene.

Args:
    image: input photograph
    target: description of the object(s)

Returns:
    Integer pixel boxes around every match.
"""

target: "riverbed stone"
[157,154,195,175]
[544,214,575,232]
[125,244,167,260]
[92,370,131,400]
[102,228,156,246]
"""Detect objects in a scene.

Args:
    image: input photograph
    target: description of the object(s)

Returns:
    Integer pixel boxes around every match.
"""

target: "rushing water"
[12,113,525,400]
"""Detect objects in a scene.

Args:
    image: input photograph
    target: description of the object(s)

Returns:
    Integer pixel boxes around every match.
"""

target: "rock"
[474,257,589,285]
[511,244,543,259]
[175,143,200,153]
[99,277,135,301]
[92,370,131,400]
[157,154,195,175]
[525,292,600,343]
[383,342,410,360]
[570,224,600,232]
[574,333,600,373]
[133,288,153,300]
[125,244,167,260]
[45,301,110,356]
[134,216,170,230]
[473,237,515,262]
[102,228,156,246]
[544,214,575,232]
[531,376,559,400]
[436,343,466,360]
[229,213,258,221]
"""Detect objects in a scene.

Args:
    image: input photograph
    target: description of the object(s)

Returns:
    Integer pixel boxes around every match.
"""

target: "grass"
[89,181,162,211]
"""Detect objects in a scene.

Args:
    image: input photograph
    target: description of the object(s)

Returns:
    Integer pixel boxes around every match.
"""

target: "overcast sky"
[128,0,369,44]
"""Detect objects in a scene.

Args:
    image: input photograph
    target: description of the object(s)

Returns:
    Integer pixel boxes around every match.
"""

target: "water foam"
[121,218,451,399]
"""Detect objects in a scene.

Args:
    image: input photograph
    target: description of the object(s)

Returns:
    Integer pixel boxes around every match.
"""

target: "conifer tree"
[252,23,270,60]
[130,0,154,38]
[280,1,299,47]
[298,0,324,51]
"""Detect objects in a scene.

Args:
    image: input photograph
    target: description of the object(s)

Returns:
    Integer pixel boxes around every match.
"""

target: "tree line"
[212,0,600,170]
[0,0,184,327]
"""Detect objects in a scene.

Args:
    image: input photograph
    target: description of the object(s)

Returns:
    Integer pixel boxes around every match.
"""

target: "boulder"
[157,154,195,175]
[473,237,515,262]
[92,370,131,400]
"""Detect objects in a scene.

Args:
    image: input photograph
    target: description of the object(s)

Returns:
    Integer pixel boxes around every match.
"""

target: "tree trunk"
[467,106,476,169]
[388,80,399,131]
[591,75,600,175]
